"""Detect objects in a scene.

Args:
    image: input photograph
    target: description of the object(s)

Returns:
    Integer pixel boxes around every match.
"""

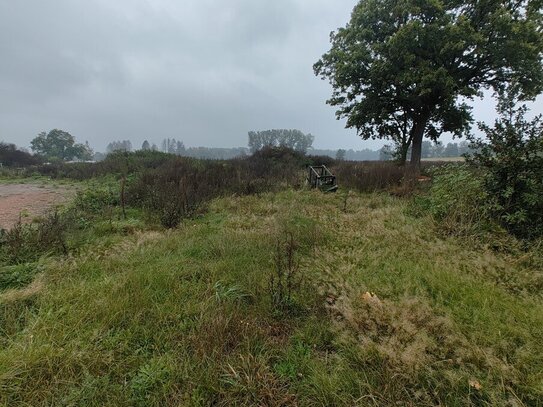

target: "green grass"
[1,189,542,406]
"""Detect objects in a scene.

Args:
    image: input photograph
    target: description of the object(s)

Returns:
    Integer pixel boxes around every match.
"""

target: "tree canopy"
[314,0,543,167]
[30,130,93,161]
[248,129,314,153]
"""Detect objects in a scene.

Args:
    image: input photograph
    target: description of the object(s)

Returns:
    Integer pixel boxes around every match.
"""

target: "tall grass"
[1,190,542,405]
[331,160,449,192]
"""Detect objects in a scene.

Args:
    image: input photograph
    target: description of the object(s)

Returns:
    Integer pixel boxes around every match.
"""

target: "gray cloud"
[1,0,541,152]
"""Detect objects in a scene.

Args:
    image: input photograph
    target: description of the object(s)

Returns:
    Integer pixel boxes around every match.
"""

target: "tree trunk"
[409,114,429,171]
[398,143,409,165]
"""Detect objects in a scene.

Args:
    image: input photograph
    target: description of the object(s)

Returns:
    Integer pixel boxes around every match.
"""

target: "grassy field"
[421,157,466,162]
[1,188,542,406]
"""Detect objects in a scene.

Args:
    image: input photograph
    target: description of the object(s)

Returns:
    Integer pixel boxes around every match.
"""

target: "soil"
[0,184,70,230]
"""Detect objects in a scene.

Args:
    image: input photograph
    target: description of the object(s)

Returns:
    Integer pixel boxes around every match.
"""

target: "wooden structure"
[307,165,338,192]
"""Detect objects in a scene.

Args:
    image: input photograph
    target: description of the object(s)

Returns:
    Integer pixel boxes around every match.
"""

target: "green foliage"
[0,263,39,291]
[424,164,488,226]
[30,129,93,161]
[213,281,252,304]
[0,212,69,265]
[129,357,174,406]
[468,94,543,239]
[1,190,543,405]
[314,0,543,166]
[74,183,121,214]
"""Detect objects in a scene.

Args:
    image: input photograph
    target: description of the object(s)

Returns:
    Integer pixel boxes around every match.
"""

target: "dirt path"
[0,184,71,230]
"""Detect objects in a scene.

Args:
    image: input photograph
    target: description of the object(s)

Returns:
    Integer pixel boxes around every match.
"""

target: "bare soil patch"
[0,184,71,230]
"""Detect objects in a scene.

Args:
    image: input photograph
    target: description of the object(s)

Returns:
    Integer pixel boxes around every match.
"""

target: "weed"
[213,281,252,304]
[0,263,39,291]
[269,232,302,314]
[130,357,174,406]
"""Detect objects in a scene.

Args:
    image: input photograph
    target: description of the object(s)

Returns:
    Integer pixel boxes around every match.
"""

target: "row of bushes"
[126,148,320,228]
[14,147,336,181]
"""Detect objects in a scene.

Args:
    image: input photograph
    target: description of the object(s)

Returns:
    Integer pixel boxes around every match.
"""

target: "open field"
[1,186,541,406]
[0,183,71,230]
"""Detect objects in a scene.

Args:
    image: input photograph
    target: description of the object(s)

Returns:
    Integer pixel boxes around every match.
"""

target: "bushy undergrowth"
[19,147,336,182]
[127,148,322,228]
[468,96,543,239]
[31,150,173,180]
[415,96,543,241]
[331,160,444,193]
[331,161,406,192]
[412,164,494,236]
[0,212,69,264]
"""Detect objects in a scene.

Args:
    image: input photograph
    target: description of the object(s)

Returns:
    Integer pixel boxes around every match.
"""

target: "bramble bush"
[468,94,543,239]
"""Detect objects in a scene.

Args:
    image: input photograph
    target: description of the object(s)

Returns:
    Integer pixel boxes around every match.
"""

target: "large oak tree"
[31,129,93,161]
[314,0,543,167]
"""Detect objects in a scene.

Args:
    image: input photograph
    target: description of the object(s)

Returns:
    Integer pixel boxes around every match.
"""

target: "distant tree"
[30,129,93,161]
[379,145,394,161]
[167,139,177,154]
[141,140,151,151]
[160,138,185,155]
[107,140,132,153]
[458,140,474,157]
[336,149,346,161]
[314,0,543,168]
[421,141,433,159]
[443,142,459,158]
[248,129,314,153]
[432,142,445,158]
[176,140,185,155]
[308,148,380,160]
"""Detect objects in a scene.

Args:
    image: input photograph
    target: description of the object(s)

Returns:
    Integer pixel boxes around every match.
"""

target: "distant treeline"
[2,130,478,168]
[309,148,379,160]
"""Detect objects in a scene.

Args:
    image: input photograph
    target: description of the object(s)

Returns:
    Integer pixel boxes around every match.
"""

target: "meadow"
[0,151,542,406]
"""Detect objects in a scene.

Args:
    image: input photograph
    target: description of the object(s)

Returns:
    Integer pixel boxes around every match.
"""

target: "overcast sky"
[1,0,541,152]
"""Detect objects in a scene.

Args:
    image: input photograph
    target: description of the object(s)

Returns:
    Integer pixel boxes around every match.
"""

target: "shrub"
[74,183,121,214]
[0,212,70,264]
[468,93,543,239]
[269,232,301,314]
[27,150,173,180]
[128,150,308,228]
